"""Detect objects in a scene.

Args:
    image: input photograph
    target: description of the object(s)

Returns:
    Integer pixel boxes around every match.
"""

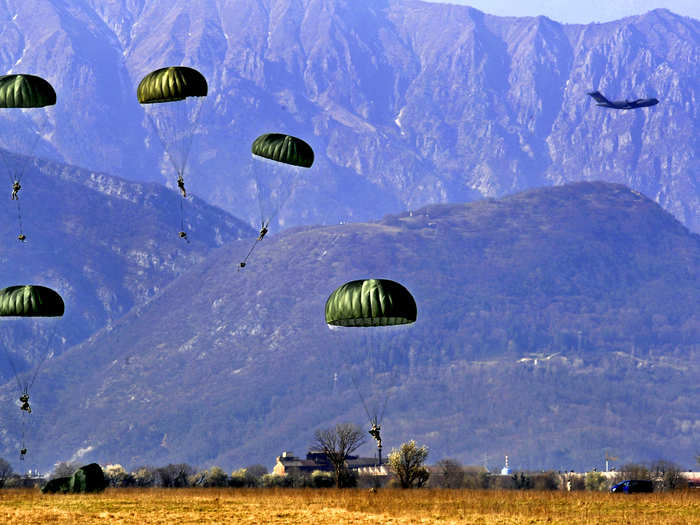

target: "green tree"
[532,471,559,491]
[511,472,533,490]
[313,423,366,488]
[311,470,335,488]
[388,441,430,488]
[195,466,228,487]
[584,471,609,491]
[103,464,135,488]
[229,468,262,488]
[0,457,13,488]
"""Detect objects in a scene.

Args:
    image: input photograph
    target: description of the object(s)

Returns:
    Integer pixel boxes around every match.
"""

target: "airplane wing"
[587,91,610,104]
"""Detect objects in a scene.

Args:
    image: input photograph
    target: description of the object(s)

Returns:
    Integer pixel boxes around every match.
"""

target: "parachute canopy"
[252,133,314,168]
[137,66,208,104]
[0,285,64,317]
[0,74,56,108]
[325,279,417,327]
[41,463,107,494]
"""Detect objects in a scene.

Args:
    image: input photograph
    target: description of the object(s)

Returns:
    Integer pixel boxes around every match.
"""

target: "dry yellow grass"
[0,488,698,524]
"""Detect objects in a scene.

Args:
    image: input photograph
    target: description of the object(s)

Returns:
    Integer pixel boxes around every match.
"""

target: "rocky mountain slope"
[0,153,253,386]
[3,182,696,472]
[0,1,696,231]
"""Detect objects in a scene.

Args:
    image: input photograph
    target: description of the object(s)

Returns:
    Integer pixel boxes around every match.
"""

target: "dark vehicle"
[587,90,659,110]
[610,479,654,493]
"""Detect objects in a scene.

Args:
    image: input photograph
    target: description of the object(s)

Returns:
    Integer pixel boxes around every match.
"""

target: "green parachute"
[324,279,417,465]
[137,66,207,104]
[325,279,417,327]
[137,66,208,240]
[0,75,56,108]
[0,285,65,317]
[0,74,57,242]
[239,133,315,268]
[251,133,314,168]
[41,463,107,494]
[0,285,64,460]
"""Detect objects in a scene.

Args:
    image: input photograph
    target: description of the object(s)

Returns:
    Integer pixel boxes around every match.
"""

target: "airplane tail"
[587,90,609,104]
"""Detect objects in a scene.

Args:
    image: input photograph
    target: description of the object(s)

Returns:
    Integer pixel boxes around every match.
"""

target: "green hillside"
[2,181,697,472]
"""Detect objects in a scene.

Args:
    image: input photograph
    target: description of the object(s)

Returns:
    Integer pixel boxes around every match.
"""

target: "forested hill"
[0,154,254,386]
[0,1,697,231]
[4,181,697,472]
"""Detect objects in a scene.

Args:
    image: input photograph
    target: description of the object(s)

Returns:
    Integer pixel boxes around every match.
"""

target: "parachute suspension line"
[1,148,22,238]
[269,168,304,230]
[377,396,388,427]
[179,188,185,231]
[26,328,57,394]
[15,199,24,238]
[239,237,262,270]
[146,112,181,179]
[2,320,59,400]
[178,187,190,243]
[19,408,28,460]
[19,326,58,462]
[175,97,205,176]
[145,112,188,239]
[252,162,304,236]
[350,375,375,426]
[255,177,266,229]
[147,98,205,192]
[3,344,26,395]
[14,131,42,185]
[3,339,31,461]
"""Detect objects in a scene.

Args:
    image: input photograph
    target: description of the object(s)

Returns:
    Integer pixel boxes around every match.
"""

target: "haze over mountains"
[0,0,697,231]
[1,182,697,472]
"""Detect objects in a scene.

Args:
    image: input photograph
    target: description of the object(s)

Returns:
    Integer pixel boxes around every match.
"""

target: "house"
[273,450,388,477]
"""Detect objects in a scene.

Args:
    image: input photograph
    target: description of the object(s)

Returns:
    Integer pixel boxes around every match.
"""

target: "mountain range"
[0,153,253,385]
[1,181,696,473]
[0,0,696,232]
[0,0,697,474]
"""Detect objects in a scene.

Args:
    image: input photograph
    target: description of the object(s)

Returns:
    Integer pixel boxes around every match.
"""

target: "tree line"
[0,423,696,491]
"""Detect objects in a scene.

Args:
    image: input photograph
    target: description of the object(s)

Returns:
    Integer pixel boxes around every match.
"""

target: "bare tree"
[432,459,464,488]
[51,461,78,480]
[0,457,13,488]
[156,463,195,487]
[651,460,683,491]
[132,466,156,487]
[614,463,651,484]
[388,441,430,488]
[313,423,366,488]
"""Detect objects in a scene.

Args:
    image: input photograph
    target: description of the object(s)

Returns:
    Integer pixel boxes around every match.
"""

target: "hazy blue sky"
[423,0,700,23]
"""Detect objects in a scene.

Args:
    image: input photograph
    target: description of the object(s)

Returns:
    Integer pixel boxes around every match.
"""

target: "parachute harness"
[350,374,388,430]
[3,321,59,461]
[240,164,305,269]
[239,220,270,269]
[144,96,206,241]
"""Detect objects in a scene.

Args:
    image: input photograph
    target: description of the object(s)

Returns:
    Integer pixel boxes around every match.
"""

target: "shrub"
[585,471,609,492]
[311,470,335,488]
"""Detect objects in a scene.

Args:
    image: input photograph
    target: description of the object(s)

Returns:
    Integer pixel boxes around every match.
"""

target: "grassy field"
[1,488,699,524]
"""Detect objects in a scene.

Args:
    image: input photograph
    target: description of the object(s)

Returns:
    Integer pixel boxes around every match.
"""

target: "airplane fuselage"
[588,90,659,110]
[598,98,659,110]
